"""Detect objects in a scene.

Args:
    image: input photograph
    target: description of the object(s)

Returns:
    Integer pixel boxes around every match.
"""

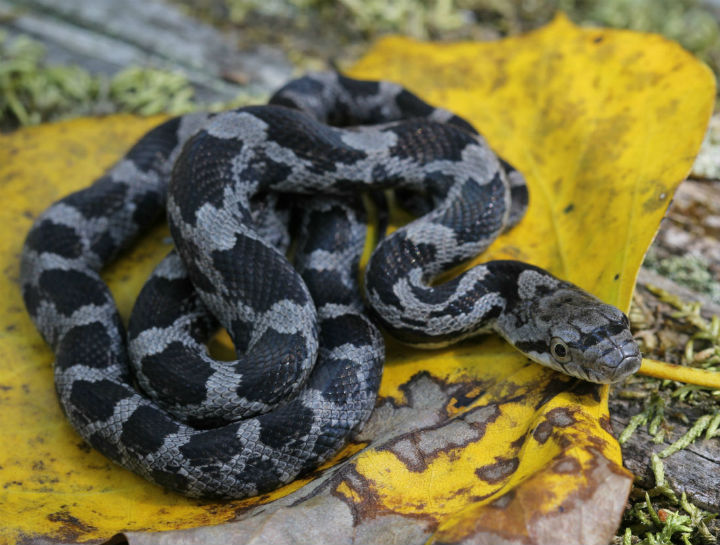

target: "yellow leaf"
[0,15,714,545]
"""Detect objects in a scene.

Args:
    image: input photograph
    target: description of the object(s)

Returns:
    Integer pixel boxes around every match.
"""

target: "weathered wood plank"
[0,0,293,101]
[609,396,720,512]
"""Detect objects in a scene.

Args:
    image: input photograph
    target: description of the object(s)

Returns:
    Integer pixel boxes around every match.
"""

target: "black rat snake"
[20,72,641,499]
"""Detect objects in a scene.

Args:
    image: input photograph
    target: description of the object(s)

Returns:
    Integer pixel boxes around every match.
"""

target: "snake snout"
[609,339,642,382]
[594,337,642,383]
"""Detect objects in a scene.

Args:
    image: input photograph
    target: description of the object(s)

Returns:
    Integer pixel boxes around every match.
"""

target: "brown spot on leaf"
[489,489,516,509]
[509,433,526,451]
[533,408,577,444]
[447,381,487,409]
[642,182,672,214]
[546,407,576,427]
[585,433,610,453]
[552,456,581,474]
[329,466,439,530]
[475,457,519,484]
[656,98,679,119]
[434,449,632,544]
[533,420,553,444]
[382,403,500,472]
[599,414,614,436]
[47,510,98,540]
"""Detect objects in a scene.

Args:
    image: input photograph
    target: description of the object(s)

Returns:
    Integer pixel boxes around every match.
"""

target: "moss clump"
[0,33,231,129]
[614,456,717,544]
[0,32,99,127]
[108,67,196,116]
[222,0,467,38]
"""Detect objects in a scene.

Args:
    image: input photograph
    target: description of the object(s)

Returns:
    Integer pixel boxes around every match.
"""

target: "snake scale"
[20,72,641,499]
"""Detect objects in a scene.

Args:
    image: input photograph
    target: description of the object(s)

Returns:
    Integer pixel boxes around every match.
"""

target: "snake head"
[498,268,642,383]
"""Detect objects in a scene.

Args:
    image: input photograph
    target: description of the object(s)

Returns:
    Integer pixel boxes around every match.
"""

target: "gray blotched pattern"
[20,72,640,499]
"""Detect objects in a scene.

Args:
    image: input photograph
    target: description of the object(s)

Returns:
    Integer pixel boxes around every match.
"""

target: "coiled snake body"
[20,73,641,499]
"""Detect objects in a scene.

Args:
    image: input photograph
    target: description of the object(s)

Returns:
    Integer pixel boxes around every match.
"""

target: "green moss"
[617,286,720,543]
[616,456,716,544]
[0,33,257,129]
[0,32,99,127]
[223,0,466,38]
[618,394,664,445]
[108,67,196,116]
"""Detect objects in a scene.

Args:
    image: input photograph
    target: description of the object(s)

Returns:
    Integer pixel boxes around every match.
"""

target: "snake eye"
[550,337,571,363]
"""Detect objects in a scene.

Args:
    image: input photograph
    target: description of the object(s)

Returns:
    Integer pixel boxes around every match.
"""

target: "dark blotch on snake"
[314,359,364,405]
[446,114,479,134]
[150,467,190,494]
[22,283,41,317]
[63,178,128,219]
[514,339,550,356]
[303,270,354,307]
[56,322,114,371]
[38,269,107,315]
[394,89,435,118]
[131,190,164,230]
[237,330,312,402]
[174,240,218,296]
[130,276,195,332]
[385,120,469,163]
[88,430,122,462]
[69,379,133,423]
[252,106,366,168]
[179,425,244,464]
[25,221,83,259]
[90,231,119,263]
[228,317,253,353]
[125,116,181,171]
[319,314,373,350]
[170,131,239,227]
[338,74,380,96]
[448,173,506,245]
[302,209,356,252]
[121,406,180,456]
[139,342,214,405]
[211,237,310,311]
[258,404,315,450]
